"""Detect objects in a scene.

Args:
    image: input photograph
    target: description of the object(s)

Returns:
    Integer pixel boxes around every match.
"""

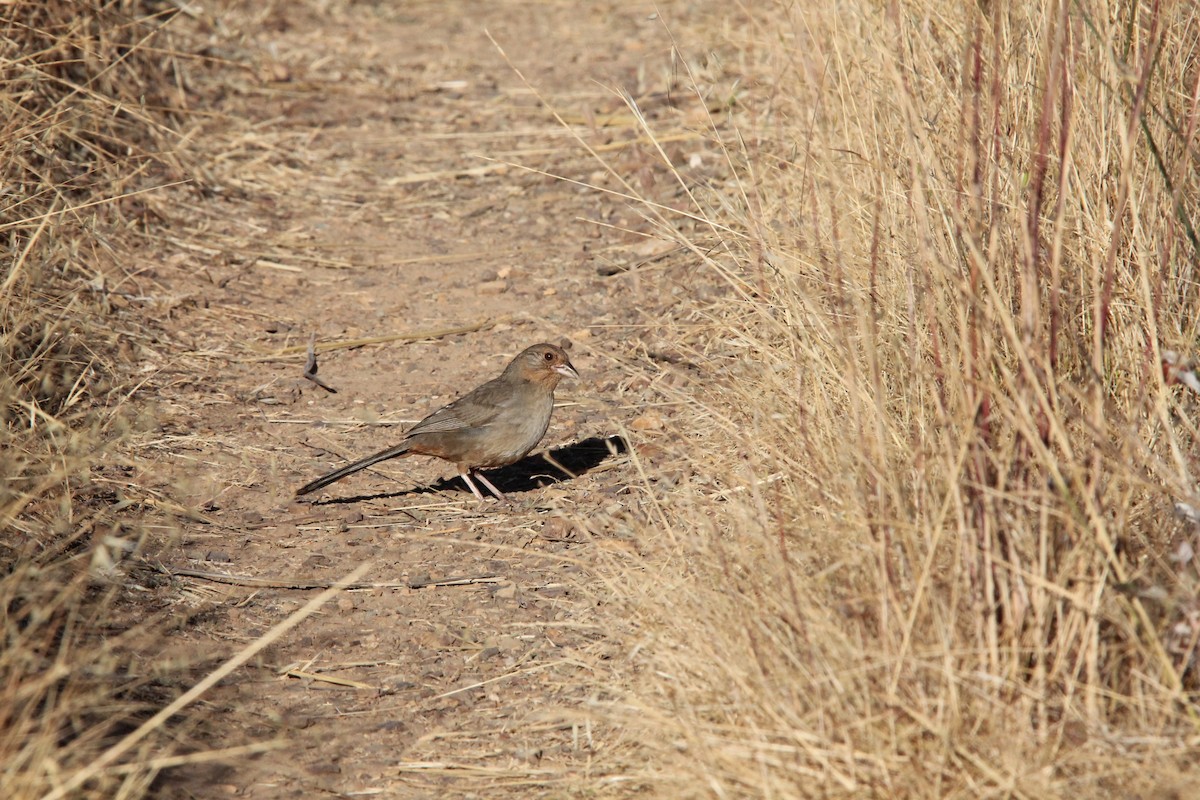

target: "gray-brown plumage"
[296,343,578,501]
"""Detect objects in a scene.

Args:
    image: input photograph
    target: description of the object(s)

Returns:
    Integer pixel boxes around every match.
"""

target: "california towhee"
[296,342,578,501]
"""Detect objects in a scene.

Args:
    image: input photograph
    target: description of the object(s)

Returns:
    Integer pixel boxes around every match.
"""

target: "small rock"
[336,595,357,613]
[382,678,417,693]
[629,411,665,431]
[632,237,676,258]
[478,279,508,295]
[205,550,232,563]
[346,528,372,546]
[307,762,342,776]
[377,719,409,731]
[625,376,650,391]
[542,517,573,539]
[633,442,665,461]
[302,554,332,569]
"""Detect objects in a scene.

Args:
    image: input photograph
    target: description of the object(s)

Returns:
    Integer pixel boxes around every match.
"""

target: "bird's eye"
[544,352,554,361]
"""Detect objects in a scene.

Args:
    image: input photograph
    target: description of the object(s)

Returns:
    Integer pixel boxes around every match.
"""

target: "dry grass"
[583,1,1200,796]
[0,3,202,797]
[8,0,1199,796]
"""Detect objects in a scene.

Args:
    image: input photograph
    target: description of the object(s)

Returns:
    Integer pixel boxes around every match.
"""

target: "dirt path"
[134,2,719,796]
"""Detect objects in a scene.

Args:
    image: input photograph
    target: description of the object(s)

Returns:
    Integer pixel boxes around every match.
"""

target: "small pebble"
[478,279,508,295]
[629,411,665,431]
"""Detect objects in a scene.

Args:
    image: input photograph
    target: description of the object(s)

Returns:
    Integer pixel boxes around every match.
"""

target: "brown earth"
[126,2,732,796]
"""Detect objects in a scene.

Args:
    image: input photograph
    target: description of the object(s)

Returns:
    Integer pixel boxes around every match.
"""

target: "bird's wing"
[403,377,512,437]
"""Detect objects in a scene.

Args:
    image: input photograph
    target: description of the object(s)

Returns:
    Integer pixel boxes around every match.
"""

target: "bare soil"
[129,2,725,796]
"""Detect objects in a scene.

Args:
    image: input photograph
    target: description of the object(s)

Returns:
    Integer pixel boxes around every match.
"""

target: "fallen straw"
[41,562,372,800]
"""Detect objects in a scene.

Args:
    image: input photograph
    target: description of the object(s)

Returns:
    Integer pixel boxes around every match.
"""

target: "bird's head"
[507,342,579,387]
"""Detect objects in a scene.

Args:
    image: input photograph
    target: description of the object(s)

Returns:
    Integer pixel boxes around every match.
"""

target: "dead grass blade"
[43,562,372,800]
[158,563,501,590]
[239,317,510,362]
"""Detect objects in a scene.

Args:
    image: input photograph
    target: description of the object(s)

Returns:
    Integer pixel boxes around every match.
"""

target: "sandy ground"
[130,2,728,796]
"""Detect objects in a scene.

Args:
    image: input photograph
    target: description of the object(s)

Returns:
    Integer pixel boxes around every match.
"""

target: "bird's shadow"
[306,434,628,505]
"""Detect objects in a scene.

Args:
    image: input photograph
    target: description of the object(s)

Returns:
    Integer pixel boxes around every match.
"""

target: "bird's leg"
[472,471,511,504]
[459,470,487,502]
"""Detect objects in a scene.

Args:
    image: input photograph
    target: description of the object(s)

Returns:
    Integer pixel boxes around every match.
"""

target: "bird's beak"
[554,362,579,380]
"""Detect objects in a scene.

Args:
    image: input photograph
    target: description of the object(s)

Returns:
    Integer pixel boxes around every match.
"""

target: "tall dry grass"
[598,1,1200,796]
[1,3,196,797]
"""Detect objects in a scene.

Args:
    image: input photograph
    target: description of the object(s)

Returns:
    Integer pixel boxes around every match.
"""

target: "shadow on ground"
[304,435,629,505]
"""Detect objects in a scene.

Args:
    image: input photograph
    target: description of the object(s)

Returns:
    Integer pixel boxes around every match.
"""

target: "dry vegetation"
[5,0,1200,797]
[1,2,197,797]
[591,1,1200,796]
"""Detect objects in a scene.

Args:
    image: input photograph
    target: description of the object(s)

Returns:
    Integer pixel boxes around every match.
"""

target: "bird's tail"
[295,441,412,496]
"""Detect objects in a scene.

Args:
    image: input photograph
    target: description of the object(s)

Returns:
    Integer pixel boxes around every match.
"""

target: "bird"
[296,342,579,501]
